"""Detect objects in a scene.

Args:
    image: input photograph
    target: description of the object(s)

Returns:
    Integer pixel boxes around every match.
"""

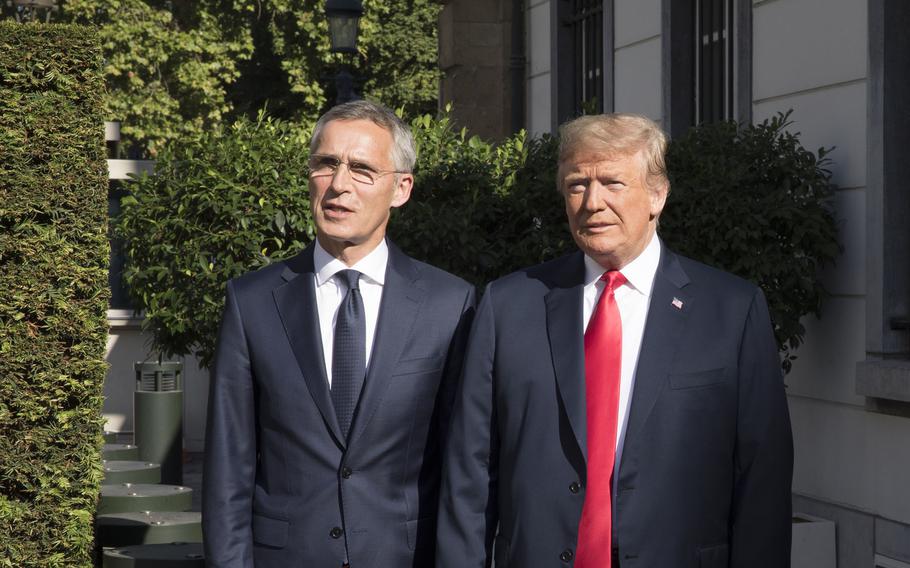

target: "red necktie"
[576,270,626,568]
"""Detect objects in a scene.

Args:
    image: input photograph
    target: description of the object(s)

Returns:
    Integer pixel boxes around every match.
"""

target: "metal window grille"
[695,0,735,123]
[568,0,604,115]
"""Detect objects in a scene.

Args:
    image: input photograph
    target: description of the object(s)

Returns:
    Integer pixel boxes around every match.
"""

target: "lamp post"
[325,0,363,105]
[8,0,58,22]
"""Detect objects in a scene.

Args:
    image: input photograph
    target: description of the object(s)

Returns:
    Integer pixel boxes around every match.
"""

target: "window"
[695,0,735,123]
[570,0,605,115]
[663,0,750,138]
[554,0,612,127]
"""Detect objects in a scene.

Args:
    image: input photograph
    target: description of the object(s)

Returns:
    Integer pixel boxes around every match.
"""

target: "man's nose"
[582,182,608,212]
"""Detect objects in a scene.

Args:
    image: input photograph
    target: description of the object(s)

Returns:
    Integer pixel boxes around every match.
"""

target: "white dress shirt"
[582,233,661,476]
[313,239,388,386]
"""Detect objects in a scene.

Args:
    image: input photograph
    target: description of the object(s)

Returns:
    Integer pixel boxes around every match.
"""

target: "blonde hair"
[558,113,669,192]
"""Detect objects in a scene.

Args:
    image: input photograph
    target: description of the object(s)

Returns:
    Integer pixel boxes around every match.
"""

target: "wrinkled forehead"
[558,145,647,176]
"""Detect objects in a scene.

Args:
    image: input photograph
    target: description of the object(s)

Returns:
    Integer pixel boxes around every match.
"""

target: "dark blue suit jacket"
[437,245,793,568]
[203,241,475,567]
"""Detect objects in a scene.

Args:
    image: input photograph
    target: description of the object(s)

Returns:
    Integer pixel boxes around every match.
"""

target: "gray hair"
[558,113,669,192]
[309,100,417,172]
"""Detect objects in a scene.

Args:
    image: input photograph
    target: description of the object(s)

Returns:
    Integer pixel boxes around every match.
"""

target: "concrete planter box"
[792,512,836,568]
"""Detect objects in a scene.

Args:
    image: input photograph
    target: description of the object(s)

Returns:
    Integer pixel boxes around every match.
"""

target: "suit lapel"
[348,243,425,447]
[545,253,589,462]
[621,248,692,456]
[273,245,346,448]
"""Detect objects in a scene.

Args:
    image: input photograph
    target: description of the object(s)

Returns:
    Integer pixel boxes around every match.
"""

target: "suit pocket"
[252,513,289,549]
[393,355,445,377]
[669,368,727,390]
[698,543,729,568]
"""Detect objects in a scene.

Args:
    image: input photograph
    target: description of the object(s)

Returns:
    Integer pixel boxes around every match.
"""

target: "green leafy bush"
[18,0,441,155]
[117,111,838,373]
[661,112,840,371]
[0,22,109,567]
[117,114,313,368]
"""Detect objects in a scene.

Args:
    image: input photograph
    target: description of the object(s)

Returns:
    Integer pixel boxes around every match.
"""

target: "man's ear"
[391,174,414,209]
[649,181,669,219]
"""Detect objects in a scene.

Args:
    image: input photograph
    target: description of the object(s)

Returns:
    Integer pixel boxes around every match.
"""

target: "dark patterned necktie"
[331,269,365,439]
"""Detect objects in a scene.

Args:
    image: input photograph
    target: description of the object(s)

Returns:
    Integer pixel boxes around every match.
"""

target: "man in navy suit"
[437,113,793,568]
[203,100,475,567]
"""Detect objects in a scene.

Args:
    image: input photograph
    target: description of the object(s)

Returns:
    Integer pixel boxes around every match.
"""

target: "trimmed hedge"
[0,22,109,567]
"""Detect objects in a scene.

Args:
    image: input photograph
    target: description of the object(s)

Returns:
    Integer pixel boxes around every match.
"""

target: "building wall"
[526,0,552,136]
[753,0,910,563]
[612,0,662,121]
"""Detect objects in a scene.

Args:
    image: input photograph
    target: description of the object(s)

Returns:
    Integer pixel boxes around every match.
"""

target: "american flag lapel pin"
[671,297,684,310]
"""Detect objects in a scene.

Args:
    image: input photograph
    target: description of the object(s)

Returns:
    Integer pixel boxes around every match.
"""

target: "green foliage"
[117,110,570,367]
[117,114,313,367]
[24,0,441,155]
[390,112,571,284]
[0,22,109,567]
[117,110,838,374]
[661,112,841,372]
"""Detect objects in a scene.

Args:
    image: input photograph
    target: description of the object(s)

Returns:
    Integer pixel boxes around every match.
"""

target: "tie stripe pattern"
[331,269,366,439]
[576,270,626,568]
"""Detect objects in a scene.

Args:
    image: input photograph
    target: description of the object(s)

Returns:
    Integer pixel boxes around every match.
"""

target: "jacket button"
[330,526,343,539]
[341,466,352,479]
[569,481,581,494]
[560,548,574,562]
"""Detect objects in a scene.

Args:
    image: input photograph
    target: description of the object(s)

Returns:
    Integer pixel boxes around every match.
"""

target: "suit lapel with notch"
[273,244,346,448]
[544,252,589,462]
[618,247,692,482]
[347,242,425,447]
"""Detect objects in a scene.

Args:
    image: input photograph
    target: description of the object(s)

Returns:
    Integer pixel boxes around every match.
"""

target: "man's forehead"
[559,147,644,171]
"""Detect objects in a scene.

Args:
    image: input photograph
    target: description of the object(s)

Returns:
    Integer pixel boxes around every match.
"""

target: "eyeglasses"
[307,154,409,186]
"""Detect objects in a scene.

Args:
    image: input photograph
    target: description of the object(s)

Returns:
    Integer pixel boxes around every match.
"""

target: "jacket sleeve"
[436,285,500,568]
[730,288,794,567]
[202,279,257,567]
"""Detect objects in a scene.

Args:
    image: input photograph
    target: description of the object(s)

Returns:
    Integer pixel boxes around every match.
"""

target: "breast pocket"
[393,355,445,377]
[668,368,727,390]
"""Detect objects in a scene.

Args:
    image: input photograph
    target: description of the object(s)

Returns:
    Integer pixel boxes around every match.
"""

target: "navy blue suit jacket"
[203,241,475,567]
[437,245,793,568]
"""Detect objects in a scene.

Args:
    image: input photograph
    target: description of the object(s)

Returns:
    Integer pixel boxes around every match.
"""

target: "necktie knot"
[337,269,361,292]
[600,270,626,292]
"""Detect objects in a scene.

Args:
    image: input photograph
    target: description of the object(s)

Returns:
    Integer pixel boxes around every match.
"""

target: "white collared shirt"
[313,239,388,386]
[582,233,661,474]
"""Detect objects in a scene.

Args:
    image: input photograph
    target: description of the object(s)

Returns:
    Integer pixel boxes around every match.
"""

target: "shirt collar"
[314,238,389,287]
[583,232,662,295]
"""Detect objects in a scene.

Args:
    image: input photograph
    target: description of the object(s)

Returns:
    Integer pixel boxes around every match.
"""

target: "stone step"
[102,443,139,460]
[98,483,193,515]
[102,542,204,567]
[96,511,202,548]
[103,431,119,443]
[102,461,161,485]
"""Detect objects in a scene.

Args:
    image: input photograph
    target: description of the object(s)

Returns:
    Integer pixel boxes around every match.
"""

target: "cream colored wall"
[753,0,910,524]
[613,0,662,120]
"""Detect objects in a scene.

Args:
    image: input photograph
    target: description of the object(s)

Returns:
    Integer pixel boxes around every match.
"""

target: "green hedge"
[0,22,109,567]
[117,111,838,373]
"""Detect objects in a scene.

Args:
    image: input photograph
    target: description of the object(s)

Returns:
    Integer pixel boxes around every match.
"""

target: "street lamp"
[8,0,58,22]
[325,0,363,54]
[325,0,363,104]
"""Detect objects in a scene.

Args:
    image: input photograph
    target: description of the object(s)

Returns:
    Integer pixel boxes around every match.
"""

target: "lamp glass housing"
[327,12,361,53]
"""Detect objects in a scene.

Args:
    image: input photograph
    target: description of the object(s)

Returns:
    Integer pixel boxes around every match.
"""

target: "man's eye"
[567,183,586,194]
[314,158,339,169]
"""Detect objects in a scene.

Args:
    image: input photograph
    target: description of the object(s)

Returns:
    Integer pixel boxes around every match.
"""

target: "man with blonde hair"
[437,113,793,567]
